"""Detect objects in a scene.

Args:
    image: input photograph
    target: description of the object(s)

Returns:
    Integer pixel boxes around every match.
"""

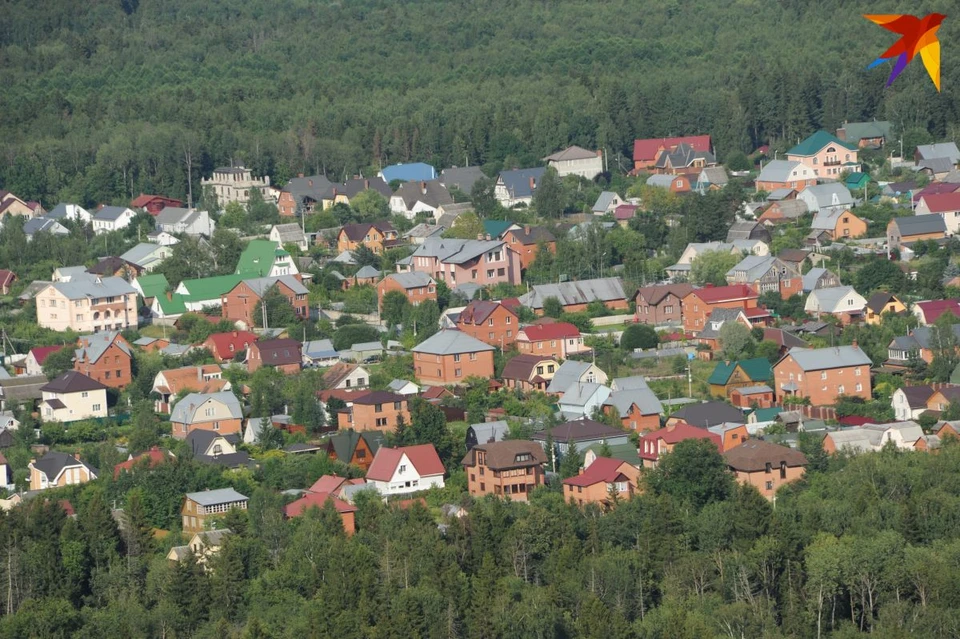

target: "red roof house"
[130,194,184,215]
[912,182,960,204]
[639,423,721,468]
[113,447,173,478]
[562,456,641,507]
[917,192,960,216]
[633,135,712,171]
[515,321,590,360]
[283,477,361,534]
[682,284,762,333]
[203,331,258,362]
[366,444,446,496]
[914,299,960,325]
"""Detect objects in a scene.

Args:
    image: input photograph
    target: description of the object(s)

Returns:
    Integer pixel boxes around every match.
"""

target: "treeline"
[1,0,958,207]
[4,439,960,637]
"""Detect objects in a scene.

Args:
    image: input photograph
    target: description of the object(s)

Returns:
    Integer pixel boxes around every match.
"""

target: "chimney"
[332,187,338,197]
[524,225,530,235]
[421,181,427,194]
[485,234,491,241]
[364,179,370,189]
[73,451,81,461]
[477,233,484,241]
[298,173,304,178]
[166,291,172,301]
[232,331,238,337]
[596,149,603,157]
[197,366,202,381]
[308,179,313,187]
[852,340,858,349]
[529,177,536,189]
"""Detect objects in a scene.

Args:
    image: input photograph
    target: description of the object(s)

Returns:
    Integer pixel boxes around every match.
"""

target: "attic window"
[515,453,532,462]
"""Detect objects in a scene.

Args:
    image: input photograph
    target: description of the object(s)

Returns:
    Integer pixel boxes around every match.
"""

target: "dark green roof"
[482,220,512,239]
[845,172,870,188]
[751,407,783,422]
[707,357,772,385]
[788,130,857,157]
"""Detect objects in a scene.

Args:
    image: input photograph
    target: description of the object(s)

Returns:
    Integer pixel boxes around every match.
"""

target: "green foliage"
[718,321,755,360]
[41,345,76,379]
[532,167,564,218]
[689,250,741,286]
[620,323,659,351]
[380,290,410,328]
[646,438,734,510]
[542,296,563,318]
[253,285,298,329]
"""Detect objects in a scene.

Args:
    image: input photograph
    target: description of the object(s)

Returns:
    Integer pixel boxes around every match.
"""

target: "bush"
[620,323,659,351]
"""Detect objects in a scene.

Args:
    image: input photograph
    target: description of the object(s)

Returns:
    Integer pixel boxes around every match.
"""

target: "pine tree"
[80,490,120,572]
[123,488,153,558]
[209,539,246,622]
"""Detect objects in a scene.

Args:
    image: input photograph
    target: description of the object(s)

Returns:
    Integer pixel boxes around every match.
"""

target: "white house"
[120,243,174,272]
[543,146,604,179]
[891,387,934,421]
[387,379,420,396]
[388,180,454,219]
[804,286,867,319]
[321,363,370,391]
[269,224,308,251]
[155,207,215,237]
[557,383,612,420]
[46,203,92,224]
[545,360,609,395]
[39,371,108,423]
[365,444,446,496]
[147,231,180,246]
[92,206,136,234]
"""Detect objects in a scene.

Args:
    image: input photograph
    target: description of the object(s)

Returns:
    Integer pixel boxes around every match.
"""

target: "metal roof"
[185,488,248,507]
[411,329,495,356]
[783,346,872,371]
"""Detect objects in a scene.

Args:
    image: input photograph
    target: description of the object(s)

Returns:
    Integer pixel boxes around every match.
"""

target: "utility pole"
[686,359,693,398]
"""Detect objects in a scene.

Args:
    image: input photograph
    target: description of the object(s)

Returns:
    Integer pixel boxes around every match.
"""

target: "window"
[537,366,544,375]
[453,354,461,362]
[486,269,494,278]
[81,392,88,398]
[855,368,862,376]
[821,371,827,380]
[92,403,101,411]
[375,404,383,413]
[547,365,554,373]
[664,305,672,314]
[205,407,215,417]
[479,467,485,476]
[479,482,485,491]
[398,464,406,473]
[489,332,495,339]
[780,462,787,479]
[213,422,220,430]
[105,371,111,379]
[506,330,512,338]
[455,368,462,377]
[765,481,774,490]
[394,401,401,410]
[765,462,772,474]
[838,385,845,394]
[856,383,862,392]
[376,418,388,427]
[469,352,477,361]
[506,316,511,324]
[498,268,505,276]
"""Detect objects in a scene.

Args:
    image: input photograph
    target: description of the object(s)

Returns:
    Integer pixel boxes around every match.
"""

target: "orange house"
[73,332,133,390]
[515,322,590,360]
[500,354,560,392]
[563,457,641,507]
[377,272,437,310]
[710,423,750,452]
[639,422,721,468]
[681,285,760,333]
[811,208,868,241]
[412,330,496,386]
[723,440,807,500]
[461,440,547,501]
[502,225,556,270]
[455,300,519,347]
[773,345,873,405]
[221,276,309,328]
[321,430,385,472]
[336,222,398,255]
[337,391,410,433]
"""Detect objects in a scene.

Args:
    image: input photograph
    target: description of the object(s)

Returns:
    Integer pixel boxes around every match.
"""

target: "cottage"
[787,131,859,178]
[545,360,609,395]
[501,354,560,392]
[592,191,625,215]
[708,358,773,399]
[322,363,370,390]
[438,166,486,196]
[726,221,772,244]
[633,283,695,325]
[913,299,960,325]
[247,338,302,374]
[277,174,333,217]
[543,146,604,179]
[465,420,511,450]
[40,372,108,423]
[236,240,299,278]
[563,456,640,507]
[652,143,717,175]
[221,275,309,329]
[495,168,546,207]
[632,135,712,172]
[696,308,753,350]
[181,488,248,535]
[681,284,760,333]
[114,447,173,478]
[152,365,227,413]
[36,277,138,333]
[773,346,873,404]
[46,203,92,223]
[187,430,250,468]
[603,376,663,432]
[130,193,183,215]
[755,160,818,193]
[891,385,938,421]
[723,440,807,499]
[822,422,930,455]
[154,207,215,236]
[730,385,776,409]
[170,391,244,439]
[92,206,136,234]
[269,223,308,251]
[804,286,867,324]
[337,391,410,433]
[365,444,445,496]
[667,401,744,429]
[121,243,173,273]
[865,292,907,325]
[887,215,947,252]
[74,332,133,389]
[725,256,802,300]
[515,322,590,360]
[462,440,547,501]
[758,200,809,225]
[412,330,496,386]
[801,267,842,294]
[797,184,856,214]
[809,207,867,241]
[837,121,893,148]
[915,142,960,165]
[283,483,359,534]
[321,430,385,472]
[377,272,437,309]
[639,423,722,468]
[502,225,557,270]
[531,417,630,459]
[915,193,960,233]
[28,451,98,491]
[22,346,63,377]
[696,167,729,192]
[203,330,258,362]
[455,300,519,348]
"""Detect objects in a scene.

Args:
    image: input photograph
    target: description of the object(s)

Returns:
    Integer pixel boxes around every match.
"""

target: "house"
[154,207,215,236]
[755,160,817,192]
[913,300,960,325]
[652,142,717,175]
[377,272,437,310]
[887,215,947,252]
[696,167,729,192]
[891,385,938,421]
[723,440,807,499]
[186,430,250,468]
[696,308,753,349]
[28,451,98,491]
[455,300,519,348]
[236,240,299,278]
[613,203,639,225]
[23,217,69,241]
[203,331,258,362]
[762,328,809,357]
[546,360,609,395]
[881,181,918,201]
[266,225,308,254]
[462,440,547,501]
[221,275,309,329]
[543,146,604,179]
[797,184,856,214]
[592,191,625,215]
[277,174,333,217]
[773,346,872,404]
[639,423,722,468]
[91,206,136,234]
[515,322,590,360]
[502,225,557,270]
[151,365,227,413]
[915,193,960,233]
[501,354,560,392]
[465,420,511,450]
[808,207,867,242]
[0,270,16,295]
[412,330,495,386]
[557,383,612,419]
[495,168,547,207]
[757,200,809,225]
[130,193,183,215]
[167,529,235,564]
[563,456,640,507]
[729,385,776,409]
[322,363,370,390]
[336,221,399,255]
[247,338,302,374]
[886,325,960,366]
[113,447,172,479]
[169,391,244,439]
[365,444,445,496]
[836,120,892,148]
[181,488,249,535]
[915,142,960,165]
[681,284,760,333]
[725,256,802,300]
[708,358,773,399]
[46,203,92,223]
[787,130,859,178]
[439,166,486,196]
[201,166,272,206]
[804,286,867,324]
[632,135,712,172]
[321,430,385,471]
[801,267,842,294]
[667,401,744,429]
[726,221,772,244]
[518,277,628,316]
[0,376,46,412]
[302,339,340,367]
[147,230,179,246]
[22,345,63,377]
[603,376,663,432]
[39,371,108,423]
[865,292,907,325]
[86,256,143,280]
[845,172,870,191]
[633,283,694,325]
[74,332,133,389]
[120,243,174,272]
[646,173,693,193]
[337,391,410,433]
[320,177,393,209]
[36,277,138,332]
[378,162,437,184]
[389,180,454,219]
[822,422,929,455]
[667,240,770,279]
[406,237,522,287]
[927,387,960,414]
[283,483,359,533]
[531,417,630,459]
[387,379,419,396]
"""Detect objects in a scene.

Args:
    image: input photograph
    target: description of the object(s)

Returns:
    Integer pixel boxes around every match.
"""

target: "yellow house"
[29,451,98,491]
[40,371,109,423]
[181,488,248,536]
[865,292,907,325]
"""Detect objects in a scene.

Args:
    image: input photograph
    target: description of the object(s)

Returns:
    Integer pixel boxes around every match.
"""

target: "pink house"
[786,131,859,179]
[404,237,522,286]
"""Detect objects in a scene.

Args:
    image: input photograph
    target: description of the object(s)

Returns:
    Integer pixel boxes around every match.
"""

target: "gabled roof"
[411,237,506,265]
[461,440,546,470]
[322,362,364,388]
[439,166,486,194]
[687,284,758,304]
[788,130,857,156]
[919,192,960,214]
[466,420,509,446]
[133,273,169,298]
[866,292,902,314]
[236,240,290,277]
[354,265,381,279]
[339,221,396,242]
[592,191,621,212]
[284,491,357,518]
[914,299,960,323]
[757,159,810,184]
[654,143,716,170]
[517,322,581,341]
[392,180,454,210]
[639,423,721,460]
[781,346,872,372]
[504,225,555,245]
[93,206,133,221]
[546,360,599,394]
[457,300,515,326]
[205,331,258,358]
[669,401,744,428]
[75,331,131,364]
[280,175,333,202]
[382,272,435,290]
[379,162,437,183]
[322,177,393,200]
[366,444,444,481]
[185,488,248,507]
[563,457,632,487]
[518,277,626,310]
[271,223,307,243]
[482,220,513,238]
[604,386,663,417]
[46,276,136,301]
[531,417,625,443]
[698,308,749,340]
[412,329,495,356]
[916,142,960,163]
[634,283,696,305]
[32,451,97,481]
[155,365,225,395]
[186,430,240,457]
[762,328,807,349]
[811,207,858,231]
[87,256,140,276]
[40,371,106,394]
[633,135,712,162]
[170,391,243,424]
[805,286,865,314]
[544,146,599,162]
[707,358,773,386]
[723,440,807,472]
[29,345,63,367]
[239,275,308,297]
[113,447,171,478]
[839,121,892,143]
[497,168,546,199]
[801,184,855,210]
[501,354,559,381]
[251,338,302,366]
[131,193,181,207]
[889,214,947,236]
[897,385,937,409]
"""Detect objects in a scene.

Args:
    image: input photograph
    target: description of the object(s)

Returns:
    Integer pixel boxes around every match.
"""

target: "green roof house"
[845,172,870,190]
[787,131,859,180]
[236,239,300,277]
[132,273,169,300]
[836,121,892,148]
[482,220,514,240]
[708,357,773,399]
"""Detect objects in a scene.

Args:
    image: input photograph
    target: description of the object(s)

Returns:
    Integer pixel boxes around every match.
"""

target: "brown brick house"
[681,284,760,333]
[336,222,399,255]
[455,300,519,348]
[247,338,302,374]
[563,456,641,507]
[633,284,694,325]
[73,331,133,389]
[412,330,495,386]
[723,440,807,500]
[337,391,410,433]
[773,346,873,405]
[221,275,309,328]
[502,225,557,270]
[462,440,547,501]
[377,272,437,310]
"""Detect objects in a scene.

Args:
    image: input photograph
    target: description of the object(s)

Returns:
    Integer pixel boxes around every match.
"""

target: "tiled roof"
[40,371,106,394]
[563,457,632,487]
[688,284,758,304]
[366,444,445,481]
[633,135,711,162]
[788,130,857,156]
[639,423,721,460]
[252,338,302,366]
[461,440,546,470]
[517,322,581,341]
[205,331,258,358]
[723,440,807,472]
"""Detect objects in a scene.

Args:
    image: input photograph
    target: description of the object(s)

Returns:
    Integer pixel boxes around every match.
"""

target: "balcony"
[823,160,841,167]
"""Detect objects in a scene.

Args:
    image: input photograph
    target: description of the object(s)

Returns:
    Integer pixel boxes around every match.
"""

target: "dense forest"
[1,0,958,208]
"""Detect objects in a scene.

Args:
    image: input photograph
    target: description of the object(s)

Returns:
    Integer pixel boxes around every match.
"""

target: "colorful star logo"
[865,13,946,91]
